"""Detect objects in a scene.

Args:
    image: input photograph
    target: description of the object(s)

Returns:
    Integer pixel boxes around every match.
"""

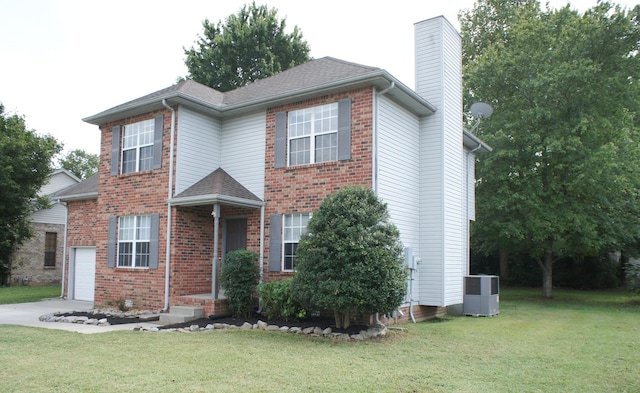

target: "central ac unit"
[463,275,499,317]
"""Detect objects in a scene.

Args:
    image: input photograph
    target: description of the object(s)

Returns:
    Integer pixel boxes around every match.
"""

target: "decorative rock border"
[135,319,388,340]
[39,309,161,326]
[39,309,389,340]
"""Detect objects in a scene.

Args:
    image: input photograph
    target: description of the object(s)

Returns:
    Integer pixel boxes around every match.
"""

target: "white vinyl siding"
[39,171,78,196]
[31,202,67,225]
[220,112,266,200]
[415,17,465,307]
[175,106,222,194]
[377,95,421,301]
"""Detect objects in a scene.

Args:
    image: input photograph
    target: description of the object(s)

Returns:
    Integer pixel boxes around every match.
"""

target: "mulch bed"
[54,311,369,335]
[161,314,369,335]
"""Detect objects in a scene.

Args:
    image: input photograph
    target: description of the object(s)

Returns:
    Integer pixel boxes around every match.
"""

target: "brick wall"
[263,87,374,282]
[94,108,174,310]
[11,222,65,285]
[63,198,98,298]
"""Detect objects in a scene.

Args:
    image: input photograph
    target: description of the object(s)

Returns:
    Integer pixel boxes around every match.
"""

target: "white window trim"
[281,212,312,272]
[287,102,338,166]
[117,215,151,268]
[121,119,154,174]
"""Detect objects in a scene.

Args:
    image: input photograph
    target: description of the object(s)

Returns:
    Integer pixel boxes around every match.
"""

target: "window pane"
[139,146,153,172]
[118,242,133,267]
[122,149,136,174]
[289,137,310,166]
[315,133,337,163]
[136,216,151,241]
[136,242,150,267]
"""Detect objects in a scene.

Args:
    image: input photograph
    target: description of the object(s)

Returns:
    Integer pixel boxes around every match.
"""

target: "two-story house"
[59,16,490,322]
[10,169,79,286]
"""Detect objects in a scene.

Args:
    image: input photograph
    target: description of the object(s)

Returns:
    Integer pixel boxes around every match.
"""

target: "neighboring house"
[59,16,490,322]
[11,169,80,286]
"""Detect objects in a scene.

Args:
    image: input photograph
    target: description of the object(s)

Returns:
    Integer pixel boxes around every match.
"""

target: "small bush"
[257,278,308,321]
[626,259,640,294]
[220,249,260,318]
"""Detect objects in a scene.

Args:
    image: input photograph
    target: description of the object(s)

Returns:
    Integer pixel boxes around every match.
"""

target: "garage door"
[74,248,96,301]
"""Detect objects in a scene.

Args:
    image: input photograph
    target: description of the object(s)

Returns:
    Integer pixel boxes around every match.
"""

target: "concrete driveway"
[0,298,158,334]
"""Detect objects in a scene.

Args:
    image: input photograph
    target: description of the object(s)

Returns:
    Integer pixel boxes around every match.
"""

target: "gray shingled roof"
[83,56,436,125]
[171,168,262,208]
[55,174,99,201]
[222,57,380,105]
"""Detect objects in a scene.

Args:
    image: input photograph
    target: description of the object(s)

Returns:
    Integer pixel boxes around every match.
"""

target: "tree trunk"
[539,252,553,298]
[499,249,509,279]
[334,310,351,329]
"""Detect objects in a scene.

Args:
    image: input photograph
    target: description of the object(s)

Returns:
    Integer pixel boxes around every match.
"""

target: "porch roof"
[170,168,263,208]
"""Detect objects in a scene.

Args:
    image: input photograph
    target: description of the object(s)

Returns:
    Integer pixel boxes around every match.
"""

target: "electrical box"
[463,275,499,317]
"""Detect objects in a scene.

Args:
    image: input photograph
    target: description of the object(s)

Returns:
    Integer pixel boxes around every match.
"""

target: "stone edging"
[39,309,161,326]
[138,320,388,340]
[39,310,390,340]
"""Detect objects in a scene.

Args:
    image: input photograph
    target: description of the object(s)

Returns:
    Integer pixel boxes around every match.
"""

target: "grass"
[1,287,639,392]
[0,284,61,304]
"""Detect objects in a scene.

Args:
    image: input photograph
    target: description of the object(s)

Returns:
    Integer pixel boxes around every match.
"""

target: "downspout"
[464,143,482,276]
[374,82,396,324]
[59,200,68,299]
[257,205,265,313]
[162,99,176,311]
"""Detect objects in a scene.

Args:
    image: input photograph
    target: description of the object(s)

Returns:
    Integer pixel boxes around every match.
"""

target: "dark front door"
[225,218,247,254]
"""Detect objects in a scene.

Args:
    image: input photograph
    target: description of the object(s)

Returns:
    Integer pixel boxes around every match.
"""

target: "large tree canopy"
[184,2,311,92]
[293,186,407,329]
[462,1,640,297]
[57,149,98,180]
[0,103,62,284]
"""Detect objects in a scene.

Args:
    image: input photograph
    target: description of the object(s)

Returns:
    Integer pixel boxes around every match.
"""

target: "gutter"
[162,99,176,311]
[83,71,436,125]
[59,199,68,299]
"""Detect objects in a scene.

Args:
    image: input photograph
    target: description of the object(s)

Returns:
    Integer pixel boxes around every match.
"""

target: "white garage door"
[74,248,96,301]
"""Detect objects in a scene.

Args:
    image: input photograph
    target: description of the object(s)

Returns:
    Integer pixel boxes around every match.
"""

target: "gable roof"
[55,173,99,201]
[170,168,263,208]
[83,57,436,125]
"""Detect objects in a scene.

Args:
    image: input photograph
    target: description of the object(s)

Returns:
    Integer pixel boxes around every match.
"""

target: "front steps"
[159,306,204,324]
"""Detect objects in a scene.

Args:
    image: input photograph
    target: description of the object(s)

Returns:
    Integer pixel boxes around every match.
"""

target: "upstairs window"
[118,215,151,268]
[274,98,351,169]
[110,115,163,176]
[122,119,154,174]
[288,103,338,166]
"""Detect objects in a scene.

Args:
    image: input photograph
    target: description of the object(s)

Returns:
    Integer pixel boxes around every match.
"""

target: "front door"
[224,218,247,254]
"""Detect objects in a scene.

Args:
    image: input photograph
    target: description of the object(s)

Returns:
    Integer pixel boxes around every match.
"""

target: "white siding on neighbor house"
[467,151,476,221]
[415,16,465,307]
[220,112,266,199]
[31,202,67,225]
[376,94,421,302]
[39,171,78,196]
[175,106,222,194]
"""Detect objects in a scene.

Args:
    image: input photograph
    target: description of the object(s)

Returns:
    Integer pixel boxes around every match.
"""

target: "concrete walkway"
[0,298,159,334]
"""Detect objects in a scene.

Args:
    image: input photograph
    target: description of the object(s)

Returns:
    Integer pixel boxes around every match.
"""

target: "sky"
[0,0,633,156]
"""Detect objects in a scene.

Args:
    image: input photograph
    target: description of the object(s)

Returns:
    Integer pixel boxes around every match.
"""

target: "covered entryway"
[72,247,96,301]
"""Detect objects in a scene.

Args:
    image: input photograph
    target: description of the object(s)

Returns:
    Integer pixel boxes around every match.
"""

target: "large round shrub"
[220,249,260,318]
[293,185,408,328]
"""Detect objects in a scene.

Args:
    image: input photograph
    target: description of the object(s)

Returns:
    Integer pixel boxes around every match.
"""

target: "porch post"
[212,204,220,299]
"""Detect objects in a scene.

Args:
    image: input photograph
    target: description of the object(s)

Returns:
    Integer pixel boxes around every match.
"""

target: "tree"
[0,103,62,284]
[293,185,407,329]
[184,2,311,92]
[463,2,640,297]
[57,149,98,180]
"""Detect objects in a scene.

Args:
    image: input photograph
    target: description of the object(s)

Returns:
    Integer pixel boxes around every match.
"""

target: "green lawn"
[0,284,61,304]
[1,288,638,392]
